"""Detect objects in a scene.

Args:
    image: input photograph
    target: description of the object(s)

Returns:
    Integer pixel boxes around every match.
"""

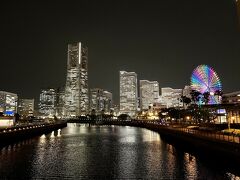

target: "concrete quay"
[0,121,67,145]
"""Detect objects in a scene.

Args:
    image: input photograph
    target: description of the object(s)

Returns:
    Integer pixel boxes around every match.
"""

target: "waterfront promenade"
[0,121,67,145]
[71,119,240,144]
[1,118,240,163]
[69,119,240,162]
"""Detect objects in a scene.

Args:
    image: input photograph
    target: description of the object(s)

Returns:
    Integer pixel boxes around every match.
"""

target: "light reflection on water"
[0,123,239,179]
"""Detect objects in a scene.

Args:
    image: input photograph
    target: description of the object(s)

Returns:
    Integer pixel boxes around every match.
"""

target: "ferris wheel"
[191,64,222,104]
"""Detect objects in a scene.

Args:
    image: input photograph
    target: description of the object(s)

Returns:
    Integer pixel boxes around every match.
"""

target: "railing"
[98,119,240,144]
[177,127,240,144]
[65,118,240,144]
[0,121,67,134]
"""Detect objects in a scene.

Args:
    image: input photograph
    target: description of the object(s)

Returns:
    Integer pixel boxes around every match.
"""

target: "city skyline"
[0,1,240,178]
[1,0,240,105]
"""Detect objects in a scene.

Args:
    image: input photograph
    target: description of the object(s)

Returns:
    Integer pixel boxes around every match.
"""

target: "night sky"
[1,0,240,105]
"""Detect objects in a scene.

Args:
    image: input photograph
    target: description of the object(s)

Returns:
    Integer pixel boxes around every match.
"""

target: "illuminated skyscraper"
[161,87,182,108]
[90,88,104,114]
[39,88,56,116]
[18,99,34,117]
[103,90,113,113]
[55,86,65,118]
[140,80,159,110]
[119,71,138,117]
[90,88,113,114]
[65,42,89,116]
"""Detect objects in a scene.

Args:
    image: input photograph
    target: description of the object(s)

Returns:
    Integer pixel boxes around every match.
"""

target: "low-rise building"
[0,91,18,116]
[222,91,240,104]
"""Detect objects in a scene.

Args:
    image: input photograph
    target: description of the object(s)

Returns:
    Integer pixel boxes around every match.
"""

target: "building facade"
[222,91,240,104]
[139,80,159,110]
[90,88,104,114]
[65,42,89,117]
[18,99,34,117]
[90,88,112,114]
[182,85,192,98]
[161,87,182,108]
[0,91,18,116]
[119,71,138,117]
[103,90,113,113]
[55,86,65,118]
[39,88,56,116]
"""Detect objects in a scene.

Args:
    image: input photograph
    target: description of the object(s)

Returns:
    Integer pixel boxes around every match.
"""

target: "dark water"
[0,123,239,179]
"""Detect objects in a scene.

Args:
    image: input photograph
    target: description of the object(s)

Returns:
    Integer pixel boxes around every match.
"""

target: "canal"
[0,123,239,179]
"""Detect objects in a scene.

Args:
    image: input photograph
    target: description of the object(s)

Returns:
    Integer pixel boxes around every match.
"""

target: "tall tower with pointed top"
[64,42,89,117]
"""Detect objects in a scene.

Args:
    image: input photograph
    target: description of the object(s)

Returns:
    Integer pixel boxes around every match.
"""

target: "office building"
[90,88,104,114]
[18,99,34,117]
[182,85,191,98]
[55,86,65,118]
[222,91,240,104]
[161,87,182,108]
[90,88,112,114]
[119,71,138,117]
[65,42,89,117]
[140,80,159,110]
[0,91,18,116]
[39,88,56,116]
[103,90,113,113]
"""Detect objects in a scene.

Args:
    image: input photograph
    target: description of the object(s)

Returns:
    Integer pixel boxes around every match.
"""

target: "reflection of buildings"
[119,71,138,117]
[161,87,182,108]
[65,42,89,117]
[90,88,112,114]
[39,88,56,116]
[222,91,240,104]
[0,91,18,116]
[139,80,159,111]
[55,86,65,117]
[18,99,34,117]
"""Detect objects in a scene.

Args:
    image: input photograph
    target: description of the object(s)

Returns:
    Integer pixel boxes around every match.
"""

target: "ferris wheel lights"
[190,64,222,105]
